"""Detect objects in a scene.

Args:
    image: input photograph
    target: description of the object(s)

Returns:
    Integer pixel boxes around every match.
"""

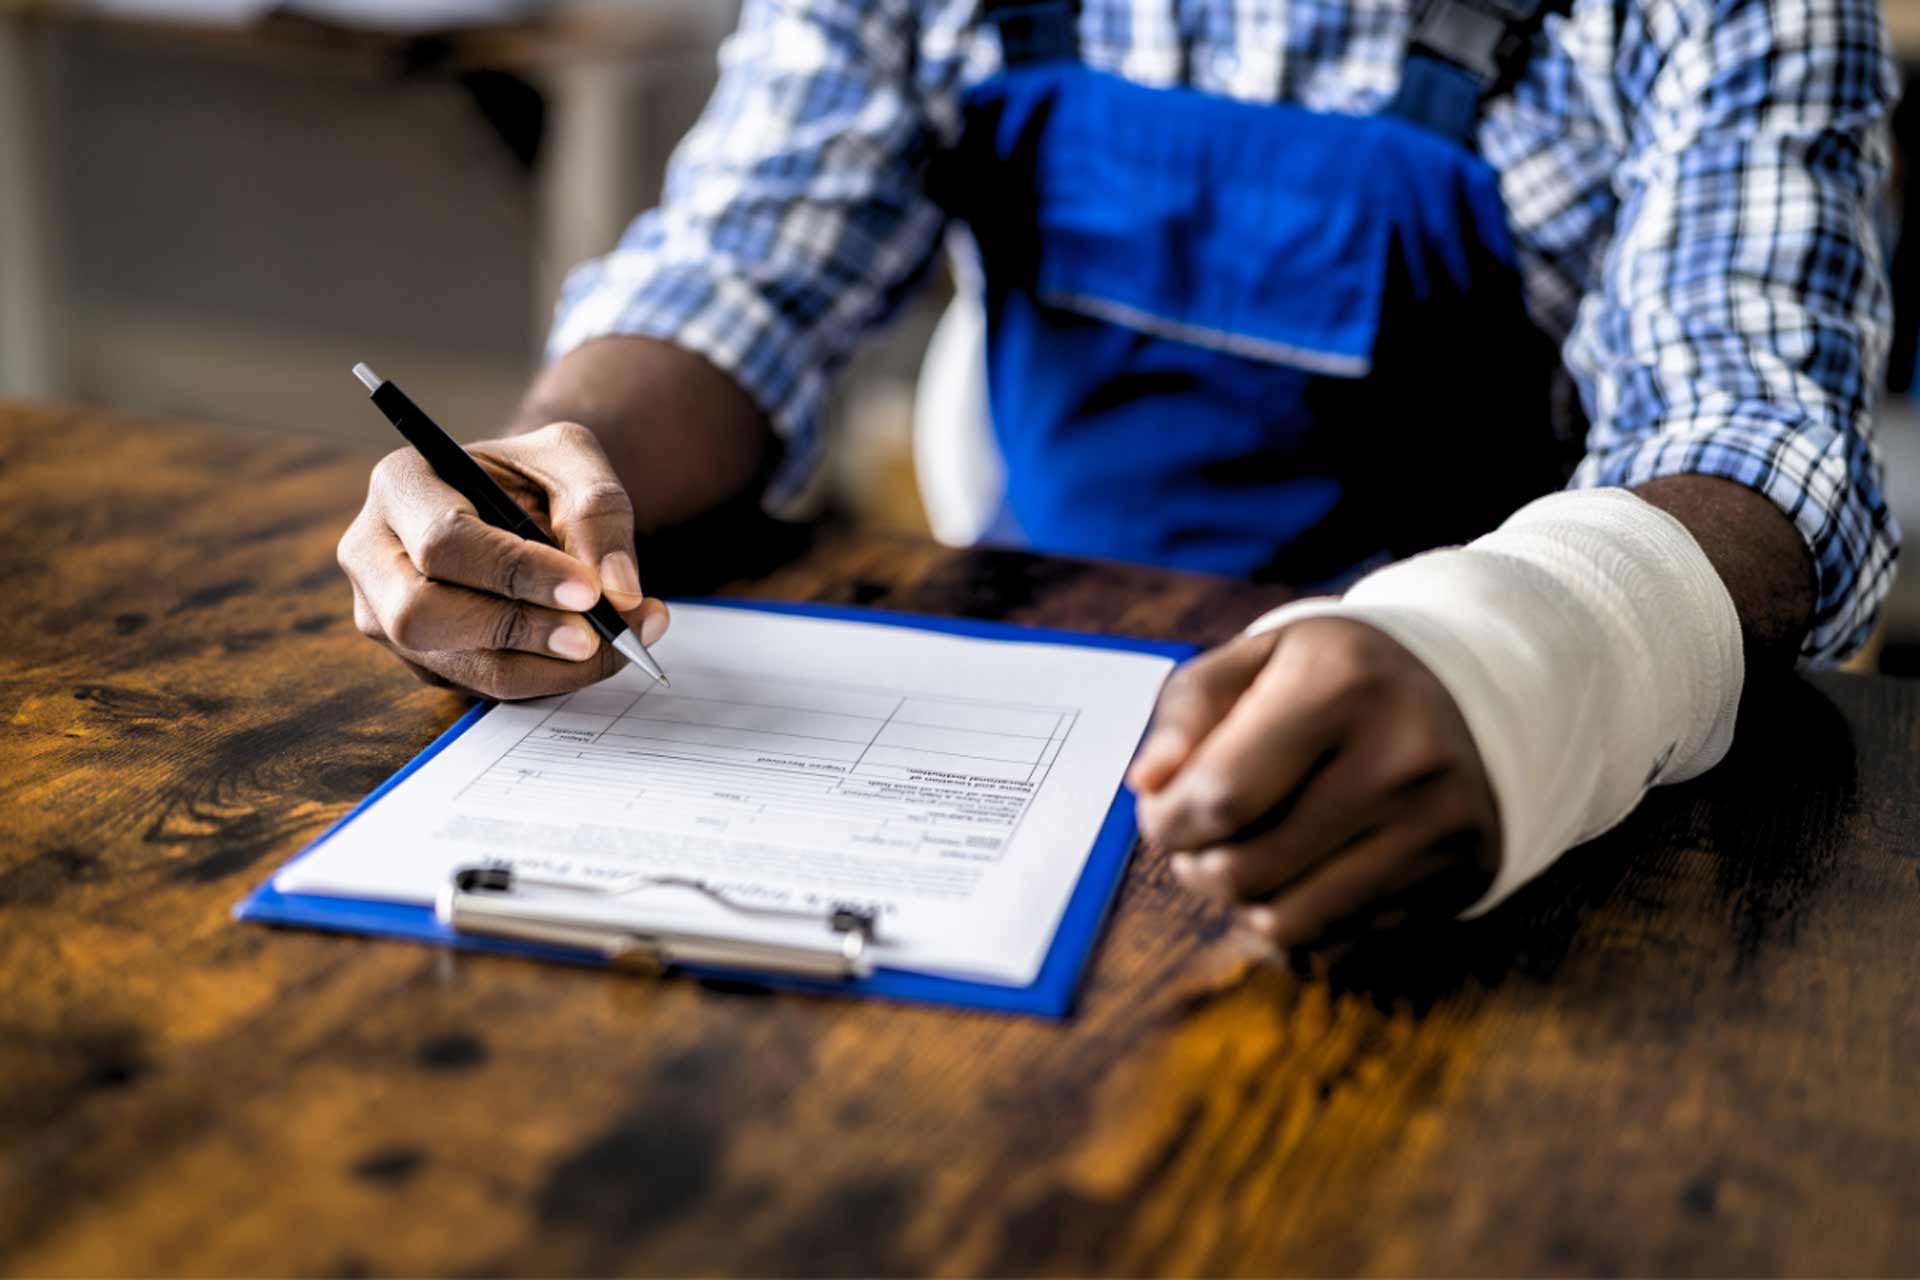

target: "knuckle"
[336,515,376,577]
[1191,849,1251,901]
[569,479,635,522]
[496,539,537,602]
[489,603,535,653]
[369,447,418,491]
[1391,722,1453,781]
[385,588,430,651]
[544,419,595,448]
[414,506,466,578]
[1310,634,1379,695]
[1237,903,1291,949]
[1284,628,1386,710]
[1180,768,1250,836]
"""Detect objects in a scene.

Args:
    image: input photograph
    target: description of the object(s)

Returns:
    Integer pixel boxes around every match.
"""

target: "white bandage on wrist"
[1246,489,1744,915]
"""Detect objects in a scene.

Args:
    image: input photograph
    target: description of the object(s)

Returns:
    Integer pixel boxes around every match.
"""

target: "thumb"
[514,422,647,612]
[1127,630,1280,793]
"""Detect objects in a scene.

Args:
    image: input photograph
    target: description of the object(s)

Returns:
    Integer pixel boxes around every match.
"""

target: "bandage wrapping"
[1245,489,1744,915]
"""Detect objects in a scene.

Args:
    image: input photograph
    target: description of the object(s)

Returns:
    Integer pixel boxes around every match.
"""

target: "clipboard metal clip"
[436,865,878,981]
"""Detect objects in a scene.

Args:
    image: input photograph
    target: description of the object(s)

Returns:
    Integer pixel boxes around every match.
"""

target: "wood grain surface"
[2,402,1918,1277]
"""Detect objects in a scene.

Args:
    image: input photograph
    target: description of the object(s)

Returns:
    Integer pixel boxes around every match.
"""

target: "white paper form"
[277,605,1175,985]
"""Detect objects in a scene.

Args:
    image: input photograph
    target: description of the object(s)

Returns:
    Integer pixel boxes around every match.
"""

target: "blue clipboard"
[236,599,1197,1019]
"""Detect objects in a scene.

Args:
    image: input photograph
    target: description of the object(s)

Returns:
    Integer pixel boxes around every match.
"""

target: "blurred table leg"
[532,58,634,343]
[529,47,716,344]
[0,12,60,398]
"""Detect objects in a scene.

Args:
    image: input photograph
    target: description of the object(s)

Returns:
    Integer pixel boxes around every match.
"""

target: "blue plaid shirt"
[548,0,1900,663]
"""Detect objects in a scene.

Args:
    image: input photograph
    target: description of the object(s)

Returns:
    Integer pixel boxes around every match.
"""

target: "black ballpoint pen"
[351,362,669,687]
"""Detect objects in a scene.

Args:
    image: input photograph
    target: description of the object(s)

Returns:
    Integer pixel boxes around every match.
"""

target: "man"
[337,0,1897,949]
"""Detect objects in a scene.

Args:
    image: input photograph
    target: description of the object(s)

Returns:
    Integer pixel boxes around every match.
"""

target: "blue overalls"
[931,0,1570,585]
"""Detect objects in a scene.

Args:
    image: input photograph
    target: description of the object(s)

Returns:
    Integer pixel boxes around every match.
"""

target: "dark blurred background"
[2,0,1916,668]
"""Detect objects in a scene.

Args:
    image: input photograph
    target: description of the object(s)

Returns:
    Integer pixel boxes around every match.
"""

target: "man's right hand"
[337,420,670,701]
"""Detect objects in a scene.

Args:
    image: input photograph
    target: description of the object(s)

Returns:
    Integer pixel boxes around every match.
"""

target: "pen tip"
[656,675,672,688]
[609,630,668,686]
[351,362,381,392]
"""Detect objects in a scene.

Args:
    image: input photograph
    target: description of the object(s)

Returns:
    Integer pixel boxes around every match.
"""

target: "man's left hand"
[1130,617,1501,950]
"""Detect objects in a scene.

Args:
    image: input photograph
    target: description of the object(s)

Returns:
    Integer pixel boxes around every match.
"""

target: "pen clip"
[435,865,878,982]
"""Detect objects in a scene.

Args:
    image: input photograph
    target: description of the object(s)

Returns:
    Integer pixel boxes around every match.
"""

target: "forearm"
[1143,477,1826,938]
[1240,486,1748,913]
[1568,0,1893,665]
[522,0,955,533]
[508,335,777,533]
[1631,474,1816,672]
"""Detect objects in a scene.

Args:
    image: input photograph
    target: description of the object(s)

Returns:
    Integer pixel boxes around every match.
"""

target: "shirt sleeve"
[545,0,953,510]
[1563,0,1901,664]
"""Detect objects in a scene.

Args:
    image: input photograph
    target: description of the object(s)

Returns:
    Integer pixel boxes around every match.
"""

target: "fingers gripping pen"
[352,362,669,687]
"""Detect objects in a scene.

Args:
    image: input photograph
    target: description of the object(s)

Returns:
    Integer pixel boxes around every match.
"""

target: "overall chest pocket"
[934,63,1562,575]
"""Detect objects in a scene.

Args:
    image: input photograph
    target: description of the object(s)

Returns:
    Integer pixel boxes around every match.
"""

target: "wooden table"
[3,403,1918,1277]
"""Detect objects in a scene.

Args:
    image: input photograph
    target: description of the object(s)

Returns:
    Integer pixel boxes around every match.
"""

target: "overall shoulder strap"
[979,0,1080,66]
[1386,0,1569,142]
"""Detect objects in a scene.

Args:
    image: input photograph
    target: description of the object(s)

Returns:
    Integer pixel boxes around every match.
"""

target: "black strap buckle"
[981,0,1079,66]
[1407,0,1544,85]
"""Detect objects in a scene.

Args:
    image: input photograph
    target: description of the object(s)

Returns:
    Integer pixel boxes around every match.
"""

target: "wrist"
[1248,489,1744,915]
[510,335,775,529]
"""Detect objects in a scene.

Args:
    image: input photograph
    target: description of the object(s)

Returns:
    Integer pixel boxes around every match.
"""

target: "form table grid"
[453,667,1083,861]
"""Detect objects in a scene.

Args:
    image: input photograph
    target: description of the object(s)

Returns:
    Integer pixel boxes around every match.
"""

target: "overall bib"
[931,0,1570,585]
